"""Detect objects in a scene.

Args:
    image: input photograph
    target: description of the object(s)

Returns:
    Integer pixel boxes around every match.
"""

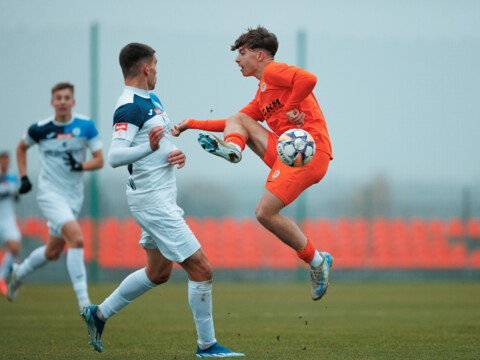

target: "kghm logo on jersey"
[262,98,283,119]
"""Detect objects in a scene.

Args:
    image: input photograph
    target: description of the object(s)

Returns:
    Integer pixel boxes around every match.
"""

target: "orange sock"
[187,119,227,132]
[224,133,246,151]
[297,239,316,264]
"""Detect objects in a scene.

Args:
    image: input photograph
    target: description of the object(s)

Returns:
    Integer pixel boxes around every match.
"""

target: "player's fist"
[63,151,83,171]
[286,109,305,128]
[18,175,32,194]
[171,119,190,137]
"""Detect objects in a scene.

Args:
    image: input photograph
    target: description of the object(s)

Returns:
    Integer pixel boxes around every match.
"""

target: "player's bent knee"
[45,248,62,260]
[146,268,171,285]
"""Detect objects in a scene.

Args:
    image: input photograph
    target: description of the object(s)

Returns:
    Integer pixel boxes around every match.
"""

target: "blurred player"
[80,43,243,358]
[0,151,21,296]
[7,82,104,311]
[172,26,334,301]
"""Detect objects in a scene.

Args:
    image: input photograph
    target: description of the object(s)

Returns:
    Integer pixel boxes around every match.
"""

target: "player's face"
[146,54,158,90]
[51,88,75,120]
[235,47,260,77]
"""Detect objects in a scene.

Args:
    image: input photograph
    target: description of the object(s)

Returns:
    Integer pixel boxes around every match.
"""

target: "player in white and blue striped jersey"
[7,82,104,311]
[81,43,243,358]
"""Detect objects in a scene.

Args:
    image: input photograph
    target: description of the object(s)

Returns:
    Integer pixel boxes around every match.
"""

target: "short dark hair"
[51,82,74,96]
[119,43,156,78]
[231,26,278,57]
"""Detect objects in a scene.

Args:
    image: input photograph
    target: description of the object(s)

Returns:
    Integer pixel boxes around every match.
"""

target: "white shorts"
[0,216,21,243]
[131,201,200,263]
[37,189,83,238]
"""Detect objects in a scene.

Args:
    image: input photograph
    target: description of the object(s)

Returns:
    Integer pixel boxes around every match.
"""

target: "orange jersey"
[239,62,332,159]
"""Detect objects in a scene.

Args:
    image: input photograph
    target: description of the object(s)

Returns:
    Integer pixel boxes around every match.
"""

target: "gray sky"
[1,0,479,216]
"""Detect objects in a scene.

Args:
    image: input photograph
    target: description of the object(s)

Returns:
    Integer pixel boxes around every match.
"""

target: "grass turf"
[0,281,479,359]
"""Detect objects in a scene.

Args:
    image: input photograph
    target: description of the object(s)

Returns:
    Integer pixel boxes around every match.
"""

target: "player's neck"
[254,59,273,80]
[125,77,149,91]
[55,114,72,123]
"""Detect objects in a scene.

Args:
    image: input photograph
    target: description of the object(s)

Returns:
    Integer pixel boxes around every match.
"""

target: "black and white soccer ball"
[276,129,316,167]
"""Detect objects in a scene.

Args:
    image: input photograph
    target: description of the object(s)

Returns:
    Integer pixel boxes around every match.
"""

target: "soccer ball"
[276,129,316,167]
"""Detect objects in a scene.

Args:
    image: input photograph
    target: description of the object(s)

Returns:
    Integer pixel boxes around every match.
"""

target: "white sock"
[16,245,48,281]
[66,248,90,308]
[188,279,217,349]
[309,250,323,268]
[0,251,14,278]
[99,267,156,320]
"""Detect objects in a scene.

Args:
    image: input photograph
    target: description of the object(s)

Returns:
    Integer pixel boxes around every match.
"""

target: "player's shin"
[188,279,217,349]
[99,267,156,319]
[66,248,91,309]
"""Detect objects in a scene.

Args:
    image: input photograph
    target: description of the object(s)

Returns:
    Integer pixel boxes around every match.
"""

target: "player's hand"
[63,151,83,171]
[171,119,190,137]
[286,109,305,128]
[18,175,32,194]
[149,126,166,151]
[168,149,186,169]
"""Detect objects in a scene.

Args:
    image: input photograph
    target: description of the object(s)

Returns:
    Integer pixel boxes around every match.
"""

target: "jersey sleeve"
[86,120,103,152]
[239,98,263,120]
[23,124,40,146]
[264,63,317,112]
[112,103,143,142]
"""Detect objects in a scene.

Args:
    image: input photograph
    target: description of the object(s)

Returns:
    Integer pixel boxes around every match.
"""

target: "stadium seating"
[12,217,480,270]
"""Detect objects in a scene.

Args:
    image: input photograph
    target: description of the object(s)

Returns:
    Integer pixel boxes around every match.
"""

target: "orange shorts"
[263,131,330,206]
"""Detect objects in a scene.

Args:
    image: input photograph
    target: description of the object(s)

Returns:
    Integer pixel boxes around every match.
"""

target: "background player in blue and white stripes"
[0,151,22,296]
[81,43,243,358]
[8,82,104,311]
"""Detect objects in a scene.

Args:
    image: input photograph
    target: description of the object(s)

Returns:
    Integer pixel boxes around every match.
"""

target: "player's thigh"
[230,113,270,158]
[61,220,84,248]
[37,190,78,238]
[133,204,201,264]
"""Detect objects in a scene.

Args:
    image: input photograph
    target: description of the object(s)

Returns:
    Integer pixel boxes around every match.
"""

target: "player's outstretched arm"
[171,118,228,137]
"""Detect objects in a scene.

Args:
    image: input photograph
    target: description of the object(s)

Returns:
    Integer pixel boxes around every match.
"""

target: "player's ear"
[142,62,149,75]
[72,98,76,107]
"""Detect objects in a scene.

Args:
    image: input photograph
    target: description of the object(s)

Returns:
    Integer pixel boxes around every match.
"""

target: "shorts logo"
[261,82,267,92]
[56,133,73,140]
[272,170,280,179]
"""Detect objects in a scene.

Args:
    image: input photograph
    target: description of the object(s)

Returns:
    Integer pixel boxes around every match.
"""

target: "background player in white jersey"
[0,151,22,296]
[7,82,104,312]
[81,43,243,358]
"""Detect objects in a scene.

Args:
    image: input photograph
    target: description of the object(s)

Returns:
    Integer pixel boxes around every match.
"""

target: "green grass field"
[1,281,479,360]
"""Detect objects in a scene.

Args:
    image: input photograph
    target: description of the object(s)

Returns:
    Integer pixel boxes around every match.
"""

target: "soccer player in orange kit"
[172,26,334,301]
